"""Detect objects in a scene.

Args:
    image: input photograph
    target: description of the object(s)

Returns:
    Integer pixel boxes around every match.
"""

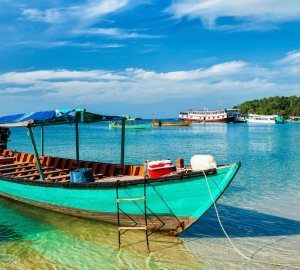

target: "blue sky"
[1,0,300,118]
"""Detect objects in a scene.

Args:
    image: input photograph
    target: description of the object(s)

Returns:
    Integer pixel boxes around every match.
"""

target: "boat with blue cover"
[0,109,241,236]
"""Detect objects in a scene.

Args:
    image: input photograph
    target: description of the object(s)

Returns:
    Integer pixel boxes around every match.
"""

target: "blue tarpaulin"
[0,111,56,124]
[0,109,124,127]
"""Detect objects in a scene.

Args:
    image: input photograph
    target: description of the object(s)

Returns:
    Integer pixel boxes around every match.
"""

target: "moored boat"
[179,108,235,123]
[226,109,246,123]
[153,118,192,126]
[246,114,284,124]
[287,116,300,124]
[109,117,152,130]
[0,109,241,236]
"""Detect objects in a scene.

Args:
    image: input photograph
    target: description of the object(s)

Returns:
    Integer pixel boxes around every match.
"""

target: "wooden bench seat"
[0,162,32,169]
[3,166,56,176]
[17,169,69,179]
[0,164,37,173]
[0,157,15,164]
[46,174,70,182]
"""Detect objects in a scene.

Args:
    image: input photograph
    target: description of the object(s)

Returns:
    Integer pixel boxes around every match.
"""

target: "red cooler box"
[147,160,174,178]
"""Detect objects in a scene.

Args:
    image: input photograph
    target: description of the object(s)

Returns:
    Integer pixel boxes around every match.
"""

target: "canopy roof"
[0,109,125,127]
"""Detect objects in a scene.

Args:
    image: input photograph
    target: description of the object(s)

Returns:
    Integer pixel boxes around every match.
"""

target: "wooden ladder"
[116,179,150,252]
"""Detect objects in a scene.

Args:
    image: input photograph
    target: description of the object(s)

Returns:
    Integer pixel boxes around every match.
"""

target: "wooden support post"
[27,125,45,181]
[121,118,125,165]
[75,122,79,161]
[41,125,44,156]
[144,180,150,252]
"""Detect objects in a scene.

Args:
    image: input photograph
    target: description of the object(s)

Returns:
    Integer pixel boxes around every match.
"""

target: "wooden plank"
[2,166,55,176]
[0,165,36,173]
[0,162,31,169]
[0,120,34,127]
[117,196,145,202]
[46,174,70,181]
[0,157,15,164]
[17,169,69,179]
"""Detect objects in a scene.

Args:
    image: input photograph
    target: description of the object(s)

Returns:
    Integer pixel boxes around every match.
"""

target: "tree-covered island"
[233,96,300,119]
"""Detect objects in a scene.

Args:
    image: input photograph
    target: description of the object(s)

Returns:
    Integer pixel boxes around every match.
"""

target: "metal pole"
[116,180,121,248]
[75,122,79,161]
[27,125,45,181]
[121,118,125,165]
[41,125,44,156]
[144,179,150,252]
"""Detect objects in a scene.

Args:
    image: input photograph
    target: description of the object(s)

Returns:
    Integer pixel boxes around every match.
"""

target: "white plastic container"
[190,155,217,171]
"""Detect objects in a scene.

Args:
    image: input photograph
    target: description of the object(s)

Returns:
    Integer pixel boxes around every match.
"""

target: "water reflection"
[182,204,300,238]
[0,197,203,269]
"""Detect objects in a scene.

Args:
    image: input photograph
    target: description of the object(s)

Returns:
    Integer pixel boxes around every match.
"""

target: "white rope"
[202,169,300,269]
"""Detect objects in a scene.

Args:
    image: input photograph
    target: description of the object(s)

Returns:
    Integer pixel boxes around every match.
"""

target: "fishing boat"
[246,114,284,124]
[153,118,192,126]
[287,116,300,124]
[179,108,235,123]
[109,117,152,130]
[226,109,246,123]
[0,109,241,236]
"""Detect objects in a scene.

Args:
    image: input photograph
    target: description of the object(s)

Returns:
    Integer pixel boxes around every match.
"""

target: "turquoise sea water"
[1,122,300,269]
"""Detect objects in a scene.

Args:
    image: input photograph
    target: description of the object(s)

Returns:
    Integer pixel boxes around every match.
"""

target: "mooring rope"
[202,169,300,269]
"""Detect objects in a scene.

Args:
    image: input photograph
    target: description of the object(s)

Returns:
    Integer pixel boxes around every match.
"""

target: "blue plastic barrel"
[70,168,95,183]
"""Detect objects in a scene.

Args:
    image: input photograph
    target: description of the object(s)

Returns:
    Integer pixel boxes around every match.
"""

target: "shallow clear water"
[1,123,300,269]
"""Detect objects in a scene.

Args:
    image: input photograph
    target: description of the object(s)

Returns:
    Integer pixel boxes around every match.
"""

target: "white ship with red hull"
[179,108,235,123]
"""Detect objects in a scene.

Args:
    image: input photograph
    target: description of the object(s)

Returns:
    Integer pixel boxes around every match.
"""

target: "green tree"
[233,96,300,119]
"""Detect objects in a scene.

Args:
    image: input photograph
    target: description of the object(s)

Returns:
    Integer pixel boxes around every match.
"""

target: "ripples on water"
[1,122,300,269]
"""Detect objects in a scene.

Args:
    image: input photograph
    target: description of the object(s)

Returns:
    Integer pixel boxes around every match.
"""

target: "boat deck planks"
[0,149,146,183]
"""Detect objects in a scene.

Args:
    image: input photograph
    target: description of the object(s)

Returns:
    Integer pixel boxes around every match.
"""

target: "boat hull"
[153,122,192,126]
[179,108,236,123]
[288,120,300,124]
[180,117,235,123]
[0,162,240,236]
[109,123,152,129]
[246,119,276,124]
[246,114,284,124]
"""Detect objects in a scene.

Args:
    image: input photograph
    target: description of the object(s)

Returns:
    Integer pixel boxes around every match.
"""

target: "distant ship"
[246,114,284,124]
[179,108,236,123]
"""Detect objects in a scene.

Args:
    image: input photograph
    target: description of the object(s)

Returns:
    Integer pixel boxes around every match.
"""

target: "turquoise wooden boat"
[0,109,241,236]
[109,117,152,130]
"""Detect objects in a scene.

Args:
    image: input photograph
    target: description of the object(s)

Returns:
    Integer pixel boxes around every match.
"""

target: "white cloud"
[0,70,126,85]
[14,40,124,48]
[22,0,129,23]
[0,56,299,111]
[166,0,300,30]
[22,8,65,23]
[129,61,248,80]
[273,51,300,76]
[19,1,157,40]
[276,51,300,66]
[82,0,129,18]
[77,28,160,39]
